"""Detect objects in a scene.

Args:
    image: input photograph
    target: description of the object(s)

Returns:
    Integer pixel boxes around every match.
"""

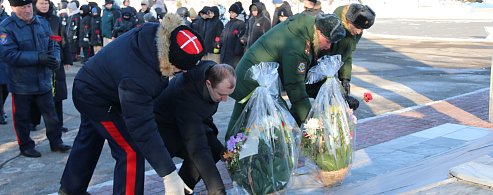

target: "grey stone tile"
[421,137,466,148]
[362,144,397,159]
[410,123,466,139]
[375,135,429,150]
[398,142,451,157]
[357,150,426,175]
[342,169,377,184]
[443,127,491,141]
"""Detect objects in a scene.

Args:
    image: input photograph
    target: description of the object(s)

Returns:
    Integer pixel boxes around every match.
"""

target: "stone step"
[290,123,493,194]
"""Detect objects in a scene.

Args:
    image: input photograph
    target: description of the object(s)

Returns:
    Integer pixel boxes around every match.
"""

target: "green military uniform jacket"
[231,14,318,125]
[328,5,362,82]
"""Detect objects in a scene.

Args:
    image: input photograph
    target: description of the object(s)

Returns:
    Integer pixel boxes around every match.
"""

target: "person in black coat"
[59,14,205,195]
[191,6,209,39]
[219,2,245,68]
[155,62,236,195]
[241,2,270,49]
[203,6,223,62]
[272,1,292,26]
[112,8,137,38]
[78,4,93,62]
[136,0,150,26]
[66,1,81,62]
[89,6,103,49]
[32,0,73,132]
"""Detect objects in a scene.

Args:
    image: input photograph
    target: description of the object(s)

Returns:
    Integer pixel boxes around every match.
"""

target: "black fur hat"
[346,4,375,29]
[315,13,346,43]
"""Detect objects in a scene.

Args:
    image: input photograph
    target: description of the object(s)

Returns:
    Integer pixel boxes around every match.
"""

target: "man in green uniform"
[327,4,375,96]
[226,13,346,138]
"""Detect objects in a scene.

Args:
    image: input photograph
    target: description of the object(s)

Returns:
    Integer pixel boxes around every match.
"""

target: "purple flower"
[235,133,244,142]
[227,136,236,151]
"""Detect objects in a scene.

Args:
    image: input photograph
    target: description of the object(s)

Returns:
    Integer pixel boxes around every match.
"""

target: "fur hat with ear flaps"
[156,13,205,76]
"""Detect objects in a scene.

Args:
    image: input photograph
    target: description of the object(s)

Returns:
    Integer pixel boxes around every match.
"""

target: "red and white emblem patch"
[176,30,203,54]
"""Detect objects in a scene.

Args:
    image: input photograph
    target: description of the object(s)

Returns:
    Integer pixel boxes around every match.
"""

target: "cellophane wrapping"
[224,62,301,194]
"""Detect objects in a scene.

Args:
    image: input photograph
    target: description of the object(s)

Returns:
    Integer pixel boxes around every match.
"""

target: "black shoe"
[21,148,42,158]
[50,143,72,152]
[58,187,91,195]
[60,127,68,133]
[0,117,6,125]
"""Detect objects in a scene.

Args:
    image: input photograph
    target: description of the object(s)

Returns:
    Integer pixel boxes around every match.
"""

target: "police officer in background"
[0,0,71,158]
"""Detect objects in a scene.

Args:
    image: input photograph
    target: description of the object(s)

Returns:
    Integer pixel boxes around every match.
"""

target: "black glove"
[341,79,351,97]
[346,95,360,110]
[38,53,58,69]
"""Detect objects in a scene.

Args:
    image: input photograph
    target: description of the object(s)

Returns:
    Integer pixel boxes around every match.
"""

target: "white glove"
[163,170,193,195]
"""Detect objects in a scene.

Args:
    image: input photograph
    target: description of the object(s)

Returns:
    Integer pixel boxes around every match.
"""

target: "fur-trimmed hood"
[155,13,184,76]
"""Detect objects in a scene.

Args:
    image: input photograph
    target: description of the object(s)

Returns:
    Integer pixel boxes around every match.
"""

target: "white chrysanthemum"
[304,118,320,136]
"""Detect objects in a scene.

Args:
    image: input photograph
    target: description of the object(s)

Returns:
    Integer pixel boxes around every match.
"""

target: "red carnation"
[95,29,100,35]
[233,29,238,36]
[364,92,373,103]
[49,35,62,42]
[214,37,220,42]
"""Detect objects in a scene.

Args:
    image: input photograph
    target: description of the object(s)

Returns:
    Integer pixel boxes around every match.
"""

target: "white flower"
[304,118,320,130]
[304,118,321,137]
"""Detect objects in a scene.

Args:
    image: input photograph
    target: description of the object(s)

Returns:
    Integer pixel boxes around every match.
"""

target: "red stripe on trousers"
[11,94,20,145]
[101,121,136,195]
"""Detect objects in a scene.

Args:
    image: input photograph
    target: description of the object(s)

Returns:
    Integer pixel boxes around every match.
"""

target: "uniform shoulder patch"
[0,33,7,45]
[297,62,306,74]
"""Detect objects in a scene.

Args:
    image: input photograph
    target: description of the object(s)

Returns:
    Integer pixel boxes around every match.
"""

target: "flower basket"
[224,62,301,194]
[301,55,356,187]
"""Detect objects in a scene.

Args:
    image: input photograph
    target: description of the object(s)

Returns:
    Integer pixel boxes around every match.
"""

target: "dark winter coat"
[203,7,223,54]
[89,7,102,46]
[155,61,226,194]
[112,10,137,38]
[101,5,121,38]
[191,15,207,39]
[241,2,271,49]
[74,21,180,177]
[219,18,245,67]
[35,5,73,101]
[272,1,293,26]
[136,9,149,27]
[0,8,9,85]
[0,13,61,94]
[66,12,81,53]
[79,5,92,48]
[59,11,68,29]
